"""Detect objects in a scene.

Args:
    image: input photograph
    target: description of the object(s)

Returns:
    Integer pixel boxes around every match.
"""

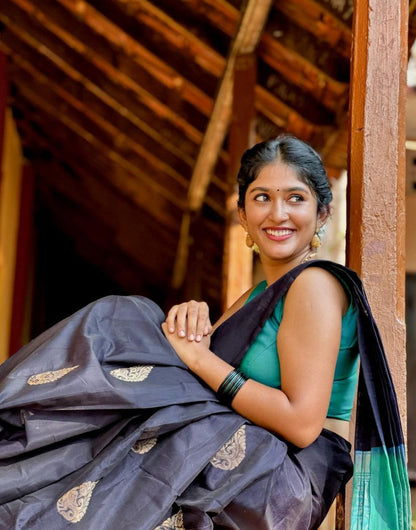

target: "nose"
[269,198,289,223]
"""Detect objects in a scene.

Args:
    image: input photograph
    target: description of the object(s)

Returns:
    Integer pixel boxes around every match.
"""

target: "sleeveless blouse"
[239,279,359,420]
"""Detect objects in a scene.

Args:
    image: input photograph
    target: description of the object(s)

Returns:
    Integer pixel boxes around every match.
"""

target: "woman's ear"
[317,207,330,229]
[238,207,247,231]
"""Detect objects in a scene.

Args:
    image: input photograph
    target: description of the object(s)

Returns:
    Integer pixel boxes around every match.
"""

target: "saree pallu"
[0,261,410,529]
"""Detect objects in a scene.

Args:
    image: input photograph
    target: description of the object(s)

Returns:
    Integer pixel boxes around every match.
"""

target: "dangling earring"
[311,232,321,249]
[245,232,260,254]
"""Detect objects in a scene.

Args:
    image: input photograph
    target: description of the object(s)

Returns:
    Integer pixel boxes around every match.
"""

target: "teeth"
[266,229,292,236]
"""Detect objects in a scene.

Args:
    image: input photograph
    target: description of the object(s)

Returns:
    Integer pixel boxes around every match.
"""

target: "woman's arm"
[162,268,347,448]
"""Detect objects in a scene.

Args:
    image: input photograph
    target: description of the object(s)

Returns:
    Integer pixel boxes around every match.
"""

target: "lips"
[265,228,293,237]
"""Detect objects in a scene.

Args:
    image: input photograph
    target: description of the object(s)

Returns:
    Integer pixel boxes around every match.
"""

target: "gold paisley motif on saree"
[154,508,185,530]
[132,437,158,454]
[210,425,246,471]
[27,365,79,385]
[110,365,154,382]
[56,480,99,523]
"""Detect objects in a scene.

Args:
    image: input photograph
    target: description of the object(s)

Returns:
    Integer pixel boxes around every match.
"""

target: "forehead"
[249,162,308,189]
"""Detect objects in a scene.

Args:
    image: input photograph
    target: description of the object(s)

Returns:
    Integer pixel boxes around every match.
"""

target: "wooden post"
[349,0,408,421]
[9,163,35,355]
[0,52,7,182]
[347,0,408,524]
[0,108,25,363]
[222,53,256,309]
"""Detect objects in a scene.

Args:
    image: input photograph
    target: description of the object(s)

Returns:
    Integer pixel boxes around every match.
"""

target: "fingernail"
[179,330,185,337]
[189,334,195,341]
[169,327,174,333]
[196,335,201,342]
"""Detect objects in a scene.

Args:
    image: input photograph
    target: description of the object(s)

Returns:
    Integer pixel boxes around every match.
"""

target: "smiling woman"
[165,136,349,450]
[236,135,333,277]
[239,162,327,271]
[0,136,410,529]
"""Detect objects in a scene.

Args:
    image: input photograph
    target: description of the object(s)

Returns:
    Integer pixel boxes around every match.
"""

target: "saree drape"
[0,260,410,529]
[212,260,411,529]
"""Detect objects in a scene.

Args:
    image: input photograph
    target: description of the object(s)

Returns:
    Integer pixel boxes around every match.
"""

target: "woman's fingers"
[165,305,179,334]
[165,301,212,341]
[194,302,211,340]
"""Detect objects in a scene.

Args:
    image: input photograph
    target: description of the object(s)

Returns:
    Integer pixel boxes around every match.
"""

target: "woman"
[162,135,410,528]
[164,136,353,449]
[0,136,410,529]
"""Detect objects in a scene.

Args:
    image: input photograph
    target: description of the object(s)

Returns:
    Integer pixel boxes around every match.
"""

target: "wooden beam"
[258,37,348,112]
[0,109,24,363]
[188,0,275,211]
[13,78,189,210]
[222,53,256,309]
[9,163,34,355]
[409,0,416,49]
[112,0,224,79]
[171,0,273,288]
[55,0,213,115]
[0,0,229,210]
[320,121,349,171]
[145,0,349,113]
[348,4,407,523]
[106,0,328,142]
[275,0,352,60]
[0,1,204,147]
[0,52,8,180]
[8,59,190,199]
[255,86,319,140]
[12,97,183,232]
[171,211,192,289]
[169,0,352,61]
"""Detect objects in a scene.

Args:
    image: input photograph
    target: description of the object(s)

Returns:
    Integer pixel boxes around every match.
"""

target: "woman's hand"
[165,301,212,342]
[161,322,211,371]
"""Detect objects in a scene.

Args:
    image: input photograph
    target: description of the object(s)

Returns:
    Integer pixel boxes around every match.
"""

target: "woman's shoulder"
[287,264,349,315]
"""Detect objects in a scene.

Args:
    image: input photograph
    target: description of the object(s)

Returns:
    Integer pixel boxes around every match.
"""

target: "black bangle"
[216,368,248,406]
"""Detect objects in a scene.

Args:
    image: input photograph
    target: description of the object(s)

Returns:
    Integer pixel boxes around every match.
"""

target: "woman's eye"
[254,193,269,202]
[288,194,304,203]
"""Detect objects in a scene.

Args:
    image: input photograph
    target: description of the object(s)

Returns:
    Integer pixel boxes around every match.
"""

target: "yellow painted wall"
[0,108,23,363]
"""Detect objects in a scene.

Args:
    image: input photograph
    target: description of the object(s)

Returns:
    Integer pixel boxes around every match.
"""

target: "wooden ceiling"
[1,0,415,319]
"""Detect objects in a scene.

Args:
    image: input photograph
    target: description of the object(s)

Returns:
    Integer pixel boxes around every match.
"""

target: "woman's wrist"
[186,342,212,373]
[189,346,236,393]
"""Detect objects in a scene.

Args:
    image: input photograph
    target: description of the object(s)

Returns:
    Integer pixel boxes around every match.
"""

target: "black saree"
[0,261,410,529]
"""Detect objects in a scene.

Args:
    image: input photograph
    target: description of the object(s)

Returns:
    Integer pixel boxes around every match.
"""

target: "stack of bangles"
[216,368,248,407]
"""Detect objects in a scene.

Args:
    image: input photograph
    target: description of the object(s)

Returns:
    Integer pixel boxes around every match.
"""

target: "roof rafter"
[187,0,275,212]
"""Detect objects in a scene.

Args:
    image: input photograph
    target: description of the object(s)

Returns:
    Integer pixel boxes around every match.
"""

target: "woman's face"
[239,162,327,265]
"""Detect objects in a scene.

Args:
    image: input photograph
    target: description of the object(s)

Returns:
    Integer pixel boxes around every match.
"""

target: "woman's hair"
[237,134,332,213]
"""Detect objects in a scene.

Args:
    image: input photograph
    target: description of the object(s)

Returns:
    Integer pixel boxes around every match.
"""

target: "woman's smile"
[239,161,328,271]
[264,227,294,240]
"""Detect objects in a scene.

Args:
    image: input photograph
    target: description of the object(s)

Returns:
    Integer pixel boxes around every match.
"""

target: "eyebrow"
[248,185,309,194]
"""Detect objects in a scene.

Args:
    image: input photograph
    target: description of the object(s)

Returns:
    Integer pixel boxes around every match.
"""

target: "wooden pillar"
[9,163,35,355]
[222,54,256,309]
[0,52,7,181]
[0,108,25,363]
[348,0,408,421]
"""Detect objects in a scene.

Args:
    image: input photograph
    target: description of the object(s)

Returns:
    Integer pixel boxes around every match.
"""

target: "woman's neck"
[261,250,315,286]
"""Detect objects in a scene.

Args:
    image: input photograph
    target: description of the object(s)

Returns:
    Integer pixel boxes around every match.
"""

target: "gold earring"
[311,232,321,249]
[245,232,260,254]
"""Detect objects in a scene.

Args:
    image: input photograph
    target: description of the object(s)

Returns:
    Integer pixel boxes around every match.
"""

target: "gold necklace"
[301,251,317,264]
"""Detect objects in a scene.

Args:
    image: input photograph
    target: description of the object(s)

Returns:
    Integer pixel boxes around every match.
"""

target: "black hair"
[237,134,332,213]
